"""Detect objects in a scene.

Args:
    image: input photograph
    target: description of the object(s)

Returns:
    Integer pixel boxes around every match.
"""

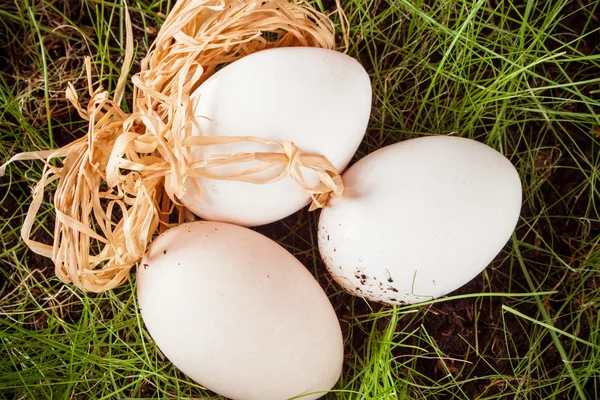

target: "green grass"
[1,0,600,398]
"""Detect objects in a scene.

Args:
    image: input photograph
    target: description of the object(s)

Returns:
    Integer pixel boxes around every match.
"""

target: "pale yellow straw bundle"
[0,0,348,292]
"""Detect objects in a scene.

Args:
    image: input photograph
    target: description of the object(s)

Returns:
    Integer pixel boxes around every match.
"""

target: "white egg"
[137,221,343,400]
[178,47,371,226]
[318,136,522,305]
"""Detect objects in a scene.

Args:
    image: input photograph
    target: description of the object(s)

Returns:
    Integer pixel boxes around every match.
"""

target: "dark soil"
[1,0,599,399]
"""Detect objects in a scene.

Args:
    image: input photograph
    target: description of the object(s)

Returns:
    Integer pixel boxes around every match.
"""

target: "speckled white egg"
[137,221,343,400]
[178,47,371,227]
[318,136,522,305]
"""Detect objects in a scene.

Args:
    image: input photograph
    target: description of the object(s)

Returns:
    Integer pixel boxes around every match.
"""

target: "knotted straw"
[0,0,349,292]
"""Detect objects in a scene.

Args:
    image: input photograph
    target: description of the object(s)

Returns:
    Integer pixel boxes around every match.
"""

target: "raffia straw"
[0,0,349,293]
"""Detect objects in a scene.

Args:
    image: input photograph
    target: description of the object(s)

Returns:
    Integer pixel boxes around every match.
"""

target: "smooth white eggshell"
[318,136,522,305]
[178,47,371,226]
[137,221,343,400]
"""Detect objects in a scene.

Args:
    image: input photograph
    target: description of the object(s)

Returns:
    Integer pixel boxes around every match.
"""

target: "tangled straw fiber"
[0,0,348,292]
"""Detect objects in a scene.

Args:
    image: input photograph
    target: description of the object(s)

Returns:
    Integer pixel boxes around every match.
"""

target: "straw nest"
[0,0,348,292]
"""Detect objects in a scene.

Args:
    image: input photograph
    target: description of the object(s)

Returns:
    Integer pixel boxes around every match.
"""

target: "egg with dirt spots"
[175,46,371,227]
[318,136,522,305]
[137,221,343,400]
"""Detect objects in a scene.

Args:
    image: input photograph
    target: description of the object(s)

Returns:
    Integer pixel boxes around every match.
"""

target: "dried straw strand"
[0,0,348,292]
